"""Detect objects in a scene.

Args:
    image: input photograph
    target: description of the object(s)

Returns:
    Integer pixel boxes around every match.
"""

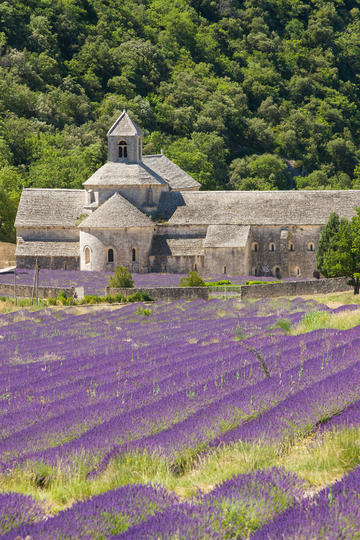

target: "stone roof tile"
[83,161,166,187]
[142,154,200,190]
[165,190,360,225]
[150,237,204,256]
[204,225,250,248]
[107,110,142,137]
[79,193,153,229]
[15,189,85,228]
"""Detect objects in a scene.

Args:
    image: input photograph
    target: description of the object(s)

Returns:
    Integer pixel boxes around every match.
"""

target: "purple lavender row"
[10,327,348,469]
[1,304,323,440]
[0,299,350,472]
[2,484,178,539]
[0,492,45,535]
[92,333,360,474]
[317,396,360,433]
[251,465,360,539]
[3,468,305,539]
[213,359,360,448]
[16,329,359,471]
[116,468,305,539]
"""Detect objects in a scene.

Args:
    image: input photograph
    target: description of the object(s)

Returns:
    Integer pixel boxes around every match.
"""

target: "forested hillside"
[1,0,360,241]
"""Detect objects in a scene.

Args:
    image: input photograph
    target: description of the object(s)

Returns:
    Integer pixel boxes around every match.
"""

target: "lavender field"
[0,268,304,297]
[0,269,248,296]
[1,296,360,538]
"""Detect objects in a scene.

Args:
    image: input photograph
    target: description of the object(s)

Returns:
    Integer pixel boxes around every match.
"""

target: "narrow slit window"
[269,243,275,252]
[223,266,227,274]
[85,247,90,265]
[107,249,114,263]
[307,242,315,252]
[132,248,136,262]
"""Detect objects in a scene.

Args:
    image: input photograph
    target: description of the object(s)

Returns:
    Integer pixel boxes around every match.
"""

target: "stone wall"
[249,225,321,278]
[149,254,204,273]
[109,278,351,302]
[203,247,249,276]
[240,277,351,299]
[0,242,16,267]
[17,227,80,242]
[0,283,74,298]
[16,255,79,271]
[106,286,210,300]
[80,227,154,272]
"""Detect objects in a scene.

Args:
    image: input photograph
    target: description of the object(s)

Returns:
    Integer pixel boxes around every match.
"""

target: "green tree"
[316,210,360,294]
[179,270,205,287]
[229,154,290,191]
[108,266,134,288]
[0,189,18,242]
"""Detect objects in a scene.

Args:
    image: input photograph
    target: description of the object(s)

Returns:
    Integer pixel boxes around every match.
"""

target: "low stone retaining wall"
[240,277,351,300]
[0,283,74,299]
[106,286,210,301]
[109,279,351,302]
[0,277,352,302]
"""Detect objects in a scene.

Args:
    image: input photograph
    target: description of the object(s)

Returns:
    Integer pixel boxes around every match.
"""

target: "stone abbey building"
[15,111,360,278]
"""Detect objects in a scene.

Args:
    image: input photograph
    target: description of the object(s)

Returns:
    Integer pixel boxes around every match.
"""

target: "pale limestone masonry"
[14,110,360,278]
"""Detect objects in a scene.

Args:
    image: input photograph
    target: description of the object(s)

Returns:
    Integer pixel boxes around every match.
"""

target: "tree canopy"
[316,210,360,294]
[2,0,360,240]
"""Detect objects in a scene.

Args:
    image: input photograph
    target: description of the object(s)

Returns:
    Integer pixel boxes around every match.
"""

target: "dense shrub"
[180,271,205,287]
[108,266,134,288]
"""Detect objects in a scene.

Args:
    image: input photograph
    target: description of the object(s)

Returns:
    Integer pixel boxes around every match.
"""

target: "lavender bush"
[252,465,360,539]
[0,492,45,534]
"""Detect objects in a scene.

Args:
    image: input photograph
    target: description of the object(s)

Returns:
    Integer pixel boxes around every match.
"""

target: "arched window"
[132,248,136,262]
[223,265,227,274]
[252,266,258,276]
[296,266,301,277]
[107,248,114,263]
[273,266,281,279]
[84,247,91,265]
[307,242,315,252]
[269,242,275,252]
[252,242,259,252]
[289,243,295,252]
[194,263,197,271]
[118,141,127,158]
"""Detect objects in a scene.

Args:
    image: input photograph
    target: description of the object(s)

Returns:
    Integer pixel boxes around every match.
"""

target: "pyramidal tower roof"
[107,109,142,137]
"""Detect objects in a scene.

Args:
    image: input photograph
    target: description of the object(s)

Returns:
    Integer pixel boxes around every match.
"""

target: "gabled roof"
[83,162,166,187]
[107,110,142,137]
[204,225,250,248]
[163,190,360,226]
[15,189,85,228]
[79,193,153,229]
[142,154,200,190]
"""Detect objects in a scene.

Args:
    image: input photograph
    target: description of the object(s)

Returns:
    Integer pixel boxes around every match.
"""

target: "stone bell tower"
[107,109,142,163]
